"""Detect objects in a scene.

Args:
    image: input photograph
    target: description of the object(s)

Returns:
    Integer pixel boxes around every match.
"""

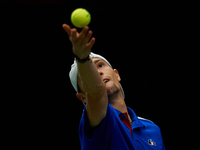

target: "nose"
[98,70,103,76]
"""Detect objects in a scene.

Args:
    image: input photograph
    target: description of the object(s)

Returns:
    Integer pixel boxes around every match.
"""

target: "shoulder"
[137,116,161,133]
[79,104,118,132]
[79,104,118,140]
[80,104,118,126]
[137,116,154,123]
[138,116,158,127]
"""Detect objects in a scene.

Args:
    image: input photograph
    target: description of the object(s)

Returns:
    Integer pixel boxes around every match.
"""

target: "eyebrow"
[93,59,102,64]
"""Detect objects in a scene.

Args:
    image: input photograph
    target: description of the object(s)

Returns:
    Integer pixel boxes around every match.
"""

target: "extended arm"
[62,24,108,126]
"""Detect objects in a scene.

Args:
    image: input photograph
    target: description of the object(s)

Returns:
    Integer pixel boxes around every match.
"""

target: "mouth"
[103,78,110,83]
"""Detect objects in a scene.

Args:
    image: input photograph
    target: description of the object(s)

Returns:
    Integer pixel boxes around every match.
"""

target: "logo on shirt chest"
[148,139,156,146]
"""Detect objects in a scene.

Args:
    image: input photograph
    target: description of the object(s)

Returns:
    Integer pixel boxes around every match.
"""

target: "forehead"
[92,57,104,62]
[92,57,110,66]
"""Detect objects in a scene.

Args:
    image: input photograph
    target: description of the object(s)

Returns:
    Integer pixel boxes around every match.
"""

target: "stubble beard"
[107,83,120,101]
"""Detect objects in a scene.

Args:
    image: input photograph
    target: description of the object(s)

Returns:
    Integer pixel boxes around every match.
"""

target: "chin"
[106,83,120,98]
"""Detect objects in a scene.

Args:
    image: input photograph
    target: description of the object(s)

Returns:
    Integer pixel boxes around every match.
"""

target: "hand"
[62,24,96,59]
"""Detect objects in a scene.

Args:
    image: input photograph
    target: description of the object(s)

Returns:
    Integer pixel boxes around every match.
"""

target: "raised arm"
[62,24,108,127]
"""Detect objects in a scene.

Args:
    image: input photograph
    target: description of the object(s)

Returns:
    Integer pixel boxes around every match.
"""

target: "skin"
[62,24,130,127]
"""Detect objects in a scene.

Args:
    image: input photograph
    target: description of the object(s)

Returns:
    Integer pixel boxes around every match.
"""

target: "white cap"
[69,52,125,99]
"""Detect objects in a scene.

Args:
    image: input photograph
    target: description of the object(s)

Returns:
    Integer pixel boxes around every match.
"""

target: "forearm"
[62,24,103,96]
[77,59,105,97]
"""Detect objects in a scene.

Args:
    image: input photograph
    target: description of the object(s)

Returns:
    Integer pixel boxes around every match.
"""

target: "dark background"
[3,0,198,149]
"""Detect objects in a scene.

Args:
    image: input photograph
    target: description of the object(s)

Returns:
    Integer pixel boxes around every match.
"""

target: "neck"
[109,91,128,113]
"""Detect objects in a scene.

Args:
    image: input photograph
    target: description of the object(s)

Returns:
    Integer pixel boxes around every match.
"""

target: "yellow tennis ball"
[71,8,91,28]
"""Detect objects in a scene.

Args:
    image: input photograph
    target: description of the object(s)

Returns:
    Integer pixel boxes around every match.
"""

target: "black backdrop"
[3,0,198,149]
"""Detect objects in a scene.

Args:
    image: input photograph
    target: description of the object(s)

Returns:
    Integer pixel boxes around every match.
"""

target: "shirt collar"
[127,106,145,129]
[115,107,145,129]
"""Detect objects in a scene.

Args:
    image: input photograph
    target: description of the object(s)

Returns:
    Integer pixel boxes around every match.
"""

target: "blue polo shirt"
[79,104,166,150]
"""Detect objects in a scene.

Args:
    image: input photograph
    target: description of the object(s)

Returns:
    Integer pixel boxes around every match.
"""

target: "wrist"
[74,53,91,63]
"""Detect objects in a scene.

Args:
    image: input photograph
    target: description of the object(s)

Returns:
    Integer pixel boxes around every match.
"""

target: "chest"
[108,116,161,150]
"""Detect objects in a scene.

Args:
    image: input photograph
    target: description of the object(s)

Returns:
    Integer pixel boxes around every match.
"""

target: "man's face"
[77,57,121,100]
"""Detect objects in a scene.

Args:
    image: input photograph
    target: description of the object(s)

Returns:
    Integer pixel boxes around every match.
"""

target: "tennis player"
[63,24,166,150]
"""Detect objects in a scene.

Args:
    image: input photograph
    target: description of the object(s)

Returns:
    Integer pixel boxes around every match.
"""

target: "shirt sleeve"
[83,108,105,139]
[79,104,115,149]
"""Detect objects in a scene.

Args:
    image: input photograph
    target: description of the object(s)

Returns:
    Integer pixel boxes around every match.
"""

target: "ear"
[76,92,86,103]
[114,69,121,82]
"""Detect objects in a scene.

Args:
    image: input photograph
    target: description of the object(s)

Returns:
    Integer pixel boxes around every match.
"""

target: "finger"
[81,30,93,44]
[76,32,80,38]
[71,28,78,42]
[62,24,72,37]
[79,26,89,40]
[86,37,96,50]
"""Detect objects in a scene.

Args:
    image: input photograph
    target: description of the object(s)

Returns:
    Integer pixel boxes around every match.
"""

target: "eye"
[99,64,103,67]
